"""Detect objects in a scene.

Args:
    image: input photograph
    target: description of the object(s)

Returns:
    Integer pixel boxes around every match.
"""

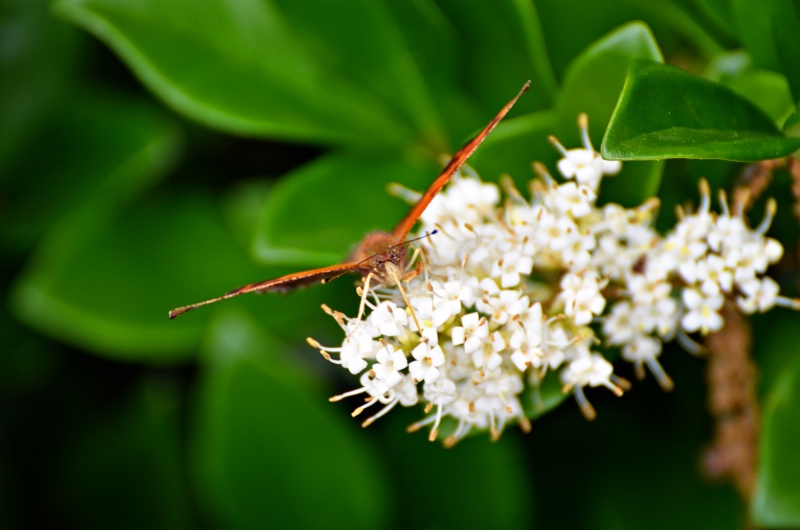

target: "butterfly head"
[350,231,409,281]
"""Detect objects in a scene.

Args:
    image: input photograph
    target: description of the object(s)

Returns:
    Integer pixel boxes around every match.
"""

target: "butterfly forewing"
[168,262,358,318]
[391,80,530,241]
[169,81,530,318]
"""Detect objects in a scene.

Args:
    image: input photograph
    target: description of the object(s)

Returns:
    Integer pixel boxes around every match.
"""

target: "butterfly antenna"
[169,290,242,319]
[389,230,438,251]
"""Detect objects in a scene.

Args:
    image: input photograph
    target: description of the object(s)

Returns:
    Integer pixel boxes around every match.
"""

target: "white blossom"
[304,115,795,444]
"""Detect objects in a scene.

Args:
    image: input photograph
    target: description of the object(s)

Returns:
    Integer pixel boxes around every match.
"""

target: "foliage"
[2,0,799,527]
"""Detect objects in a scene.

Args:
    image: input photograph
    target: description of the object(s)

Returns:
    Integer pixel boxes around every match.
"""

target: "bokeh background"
[2,0,799,528]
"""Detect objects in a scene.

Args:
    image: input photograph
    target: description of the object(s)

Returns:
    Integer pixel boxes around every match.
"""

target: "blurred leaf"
[772,0,800,103]
[265,0,445,147]
[56,379,191,530]
[466,109,558,187]
[253,149,441,267]
[434,0,557,111]
[191,324,390,529]
[602,60,800,161]
[384,422,533,530]
[705,49,752,81]
[0,0,81,175]
[720,69,794,124]
[10,193,271,362]
[0,90,181,253]
[752,357,800,526]
[694,0,738,36]
[558,21,664,206]
[53,0,417,146]
[523,370,569,419]
[220,178,274,251]
[784,107,800,137]
[732,0,781,70]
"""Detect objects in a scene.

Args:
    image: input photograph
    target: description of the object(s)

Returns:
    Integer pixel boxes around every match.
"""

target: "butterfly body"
[169,81,530,319]
[346,231,407,279]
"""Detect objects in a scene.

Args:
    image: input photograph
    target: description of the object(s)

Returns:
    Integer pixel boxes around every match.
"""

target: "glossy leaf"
[752,354,800,525]
[772,0,800,103]
[558,21,664,205]
[602,60,800,161]
[191,325,389,529]
[53,0,417,146]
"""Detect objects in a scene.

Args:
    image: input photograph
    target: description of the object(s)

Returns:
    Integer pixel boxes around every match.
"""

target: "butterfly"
[169,81,530,319]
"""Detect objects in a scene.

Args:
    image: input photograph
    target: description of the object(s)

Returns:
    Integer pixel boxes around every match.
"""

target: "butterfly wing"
[391,81,531,241]
[168,262,359,318]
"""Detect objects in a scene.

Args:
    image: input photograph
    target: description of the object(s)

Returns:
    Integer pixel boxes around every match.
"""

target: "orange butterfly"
[169,81,530,319]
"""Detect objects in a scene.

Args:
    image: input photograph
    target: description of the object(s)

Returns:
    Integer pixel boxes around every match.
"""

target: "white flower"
[451,312,489,354]
[314,119,796,444]
[409,340,446,384]
[491,251,534,288]
[680,288,724,335]
[372,345,408,388]
[737,276,780,314]
[368,301,409,337]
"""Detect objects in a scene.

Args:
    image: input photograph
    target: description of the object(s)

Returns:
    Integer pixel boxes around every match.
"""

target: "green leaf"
[523,370,569,419]
[465,109,559,188]
[434,0,557,112]
[558,21,664,205]
[191,325,389,529]
[10,193,273,362]
[0,0,81,175]
[264,0,444,146]
[784,108,800,137]
[53,0,417,146]
[752,358,800,526]
[56,379,192,529]
[772,0,800,103]
[252,150,441,266]
[559,21,664,144]
[0,90,181,254]
[695,0,738,36]
[602,60,800,161]
[720,69,794,124]
[732,0,781,70]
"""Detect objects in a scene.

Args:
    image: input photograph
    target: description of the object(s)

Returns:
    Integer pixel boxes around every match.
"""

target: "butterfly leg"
[355,272,374,325]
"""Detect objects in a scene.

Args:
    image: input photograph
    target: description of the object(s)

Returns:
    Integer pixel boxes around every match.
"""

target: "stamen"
[578,113,593,151]
[362,396,400,427]
[573,386,597,420]
[756,198,777,234]
[548,135,569,157]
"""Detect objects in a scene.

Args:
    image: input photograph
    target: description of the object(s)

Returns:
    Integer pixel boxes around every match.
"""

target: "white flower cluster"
[307,115,797,446]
